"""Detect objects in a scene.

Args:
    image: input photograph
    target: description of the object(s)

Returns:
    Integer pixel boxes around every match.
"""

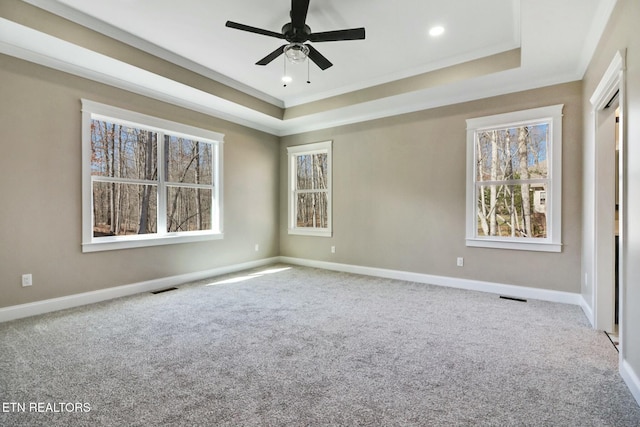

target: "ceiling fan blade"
[306,44,333,70]
[256,45,287,66]
[225,21,284,39]
[309,27,366,42]
[290,0,310,29]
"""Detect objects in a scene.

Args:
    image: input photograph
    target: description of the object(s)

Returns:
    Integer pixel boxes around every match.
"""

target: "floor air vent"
[499,295,527,303]
[151,287,178,294]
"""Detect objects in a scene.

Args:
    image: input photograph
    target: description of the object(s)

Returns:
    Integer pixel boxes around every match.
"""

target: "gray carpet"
[1,264,639,426]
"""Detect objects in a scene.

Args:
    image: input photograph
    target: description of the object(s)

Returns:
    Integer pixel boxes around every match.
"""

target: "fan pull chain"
[283,56,288,87]
[307,58,311,84]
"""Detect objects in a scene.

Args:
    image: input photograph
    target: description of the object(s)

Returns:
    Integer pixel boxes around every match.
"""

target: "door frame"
[589,49,626,356]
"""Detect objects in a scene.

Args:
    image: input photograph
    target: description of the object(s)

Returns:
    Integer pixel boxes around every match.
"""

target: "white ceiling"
[44,0,522,107]
[5,0,617,134]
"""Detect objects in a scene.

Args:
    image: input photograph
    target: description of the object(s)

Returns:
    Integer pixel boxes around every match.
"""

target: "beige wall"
[0,54,280,308]
[582,0,640,383]
[280,82,583,293]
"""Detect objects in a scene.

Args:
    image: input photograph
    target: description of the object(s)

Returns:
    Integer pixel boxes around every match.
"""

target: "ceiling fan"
[225,0,365,70]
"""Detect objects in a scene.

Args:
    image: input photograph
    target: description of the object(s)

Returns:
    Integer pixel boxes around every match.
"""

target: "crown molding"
[0,18,286,135]
[20,0,285,109]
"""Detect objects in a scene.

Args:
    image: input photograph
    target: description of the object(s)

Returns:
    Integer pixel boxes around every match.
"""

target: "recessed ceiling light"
[429,26,445,37]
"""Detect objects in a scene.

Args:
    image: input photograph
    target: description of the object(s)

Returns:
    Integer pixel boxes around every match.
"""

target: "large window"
[466,105,563,252]
[82,100,223,252]
[287,141,332,237]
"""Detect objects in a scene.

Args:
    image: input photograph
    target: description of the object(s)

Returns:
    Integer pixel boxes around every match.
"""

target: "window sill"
[466,238,562,253]
[288,228,332,237]
[82,232,223,253]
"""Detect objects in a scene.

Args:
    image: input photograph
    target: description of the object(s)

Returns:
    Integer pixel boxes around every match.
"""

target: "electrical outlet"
[254,243,259,252]
[22,274,32,287]
[456,257,464,267]
[331,246,336,253]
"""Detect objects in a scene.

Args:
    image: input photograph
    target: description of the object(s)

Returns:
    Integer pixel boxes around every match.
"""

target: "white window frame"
[465,104,563,252]
[81,99,224,252]
[287,141,332,237]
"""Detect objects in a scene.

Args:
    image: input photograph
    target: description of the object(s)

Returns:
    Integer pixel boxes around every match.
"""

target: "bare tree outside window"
[91,120,158,236]
[90,122,215,238]
[475,123,548,238]
[165,135,213,233]
[82,100,224,252]
[295,153,328,228]
[466,104,562,252]
[287,141,332,236]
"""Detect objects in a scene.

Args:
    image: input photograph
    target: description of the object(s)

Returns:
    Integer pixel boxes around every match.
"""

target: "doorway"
[603,102,621,350]
[590,50,625,357]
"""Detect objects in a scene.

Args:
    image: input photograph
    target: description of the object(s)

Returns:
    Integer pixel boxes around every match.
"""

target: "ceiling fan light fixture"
[284,43,309,63]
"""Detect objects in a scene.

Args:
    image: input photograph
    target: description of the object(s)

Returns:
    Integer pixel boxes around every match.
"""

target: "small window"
[287,141,332,237]
[82,100,223,252]
[466,105,563,252]
[537,190,547,208]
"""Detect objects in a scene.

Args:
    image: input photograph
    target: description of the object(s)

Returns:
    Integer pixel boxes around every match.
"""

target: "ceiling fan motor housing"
[282,23,311,43]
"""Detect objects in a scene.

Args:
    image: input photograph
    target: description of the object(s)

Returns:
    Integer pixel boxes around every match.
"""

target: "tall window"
[82,100,223,252]
[287,141,332,237]
[466,105,563,252]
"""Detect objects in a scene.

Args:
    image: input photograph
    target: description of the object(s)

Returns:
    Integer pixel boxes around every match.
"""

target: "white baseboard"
[279,256,582,305]
[580,295,595,327]
[0,257,279,323]
[0,255,584,323]
[621,358,640,406]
